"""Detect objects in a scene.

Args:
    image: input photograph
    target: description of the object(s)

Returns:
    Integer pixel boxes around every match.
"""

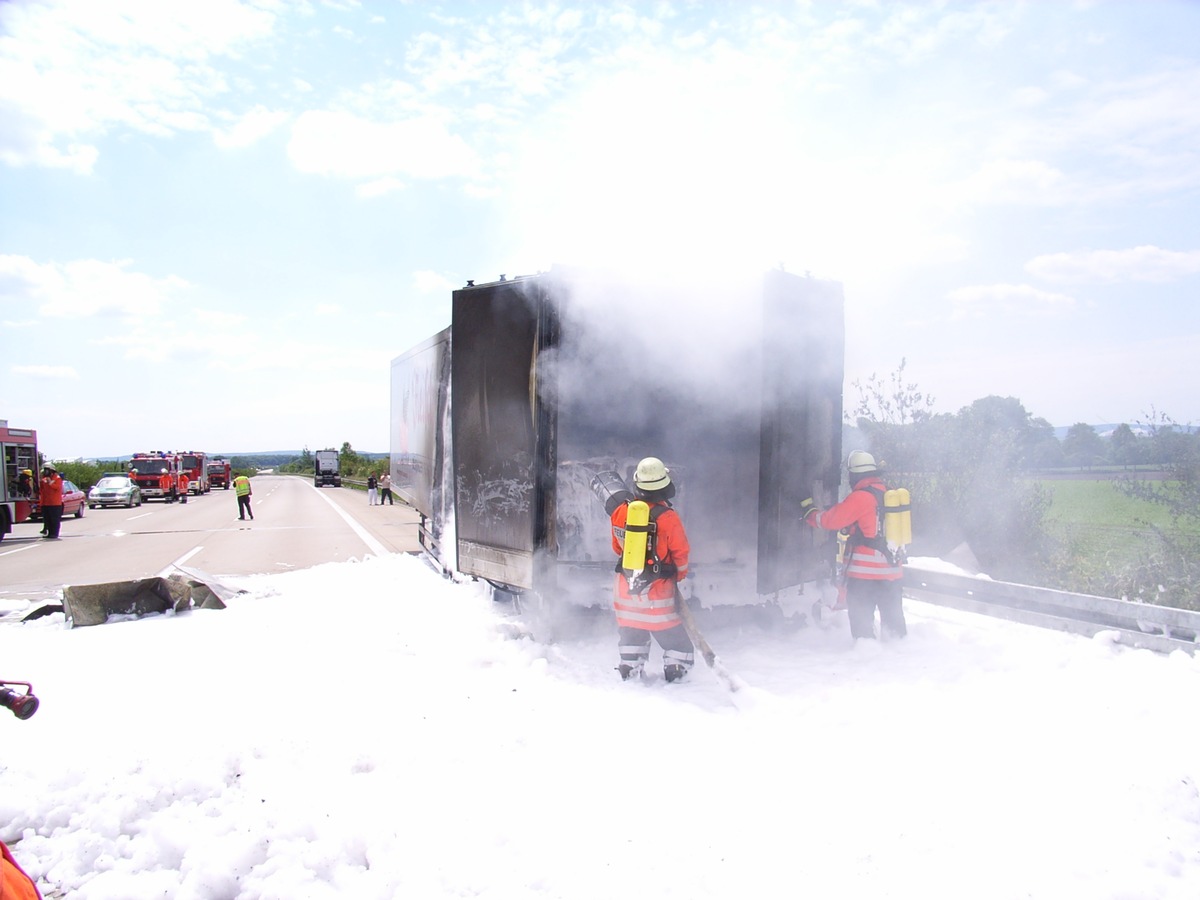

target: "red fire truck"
[1,421,39,541]
[127,452,181,502]
[207,458,232,490]
[177,451,209,495]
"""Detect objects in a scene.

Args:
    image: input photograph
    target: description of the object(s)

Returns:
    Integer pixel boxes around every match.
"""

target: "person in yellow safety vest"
[177,471,189,503]
[609,457,694,683]
[233,473,253,520]
[802,450,906,640]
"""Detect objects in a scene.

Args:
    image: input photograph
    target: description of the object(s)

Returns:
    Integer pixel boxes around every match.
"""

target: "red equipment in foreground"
[0,420,39,540]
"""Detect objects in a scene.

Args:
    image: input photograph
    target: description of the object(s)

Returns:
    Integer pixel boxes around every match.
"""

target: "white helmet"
[847,450,877,475]
[161,468,168,473]
[633,457,671,491]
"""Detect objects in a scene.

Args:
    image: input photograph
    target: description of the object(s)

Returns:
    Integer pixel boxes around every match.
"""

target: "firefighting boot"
[616,663,644,681]
[664,664,688,683]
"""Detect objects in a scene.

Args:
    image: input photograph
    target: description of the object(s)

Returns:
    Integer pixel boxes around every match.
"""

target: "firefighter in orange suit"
[610,457,694,682]
[177,471,189,503]
[159,468,175,502]
[803,450,906,640]
[1,840,40,899]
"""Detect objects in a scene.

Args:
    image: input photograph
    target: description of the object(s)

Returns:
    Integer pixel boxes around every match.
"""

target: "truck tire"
[0,507,10,541]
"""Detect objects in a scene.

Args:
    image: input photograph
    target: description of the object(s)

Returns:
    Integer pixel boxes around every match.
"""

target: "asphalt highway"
[0,475,422,616]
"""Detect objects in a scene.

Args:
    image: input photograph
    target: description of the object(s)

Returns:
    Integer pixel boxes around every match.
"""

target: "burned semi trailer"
[390,267,844,624]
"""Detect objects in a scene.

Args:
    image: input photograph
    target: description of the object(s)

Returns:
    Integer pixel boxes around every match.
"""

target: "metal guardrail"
[903,566,1200,654]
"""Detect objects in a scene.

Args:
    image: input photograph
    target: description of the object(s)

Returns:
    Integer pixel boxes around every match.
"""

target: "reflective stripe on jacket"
[610,500,690,630]
[807,476,902,581]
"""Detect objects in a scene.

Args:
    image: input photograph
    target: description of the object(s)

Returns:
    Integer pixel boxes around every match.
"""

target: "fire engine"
[207,458,231,490]
[177,451,209,494]
[127,452,181,502]
[1,420,39,540]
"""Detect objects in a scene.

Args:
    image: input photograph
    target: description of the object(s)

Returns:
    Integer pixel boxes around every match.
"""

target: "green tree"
[850,374,1054,583]
[1108,424,1140,467]
[1062,423,1104,469]
[339,442,364,477]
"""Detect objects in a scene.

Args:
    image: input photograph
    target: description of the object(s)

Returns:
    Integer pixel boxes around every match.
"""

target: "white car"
[88,476,143,509]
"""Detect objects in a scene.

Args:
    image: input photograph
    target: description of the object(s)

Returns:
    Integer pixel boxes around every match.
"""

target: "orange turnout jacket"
[610,500,690,630]
[2,840,41,900]
[807,475,902,581]
[39,473,62,506]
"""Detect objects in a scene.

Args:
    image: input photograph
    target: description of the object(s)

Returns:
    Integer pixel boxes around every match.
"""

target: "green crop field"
[1034,478,1199,601]
[1040,479,1178,531]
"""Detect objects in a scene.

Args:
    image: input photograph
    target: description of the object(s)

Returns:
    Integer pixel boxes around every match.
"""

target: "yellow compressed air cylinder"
[884,488,912,547]
[621,500,651,573]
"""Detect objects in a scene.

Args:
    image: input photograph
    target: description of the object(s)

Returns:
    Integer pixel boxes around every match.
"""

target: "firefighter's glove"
[800,498,819,524]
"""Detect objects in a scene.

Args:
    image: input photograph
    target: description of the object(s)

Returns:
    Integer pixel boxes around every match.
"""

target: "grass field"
[1040,479,1179,531]
[1036,478,1197,602]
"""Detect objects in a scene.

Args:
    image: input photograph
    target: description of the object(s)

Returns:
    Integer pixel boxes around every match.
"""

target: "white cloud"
[356,176,405,198]
[287,110,479,181]
[1026,246,1200,284]
[946,283,1076,319]
[412,270,458,295]
[0,0,278,170]
[11,364,78,380]
[214,106,290,149]
[315,303,342,315]
[0,254,190,318]
[952,158,1067,206]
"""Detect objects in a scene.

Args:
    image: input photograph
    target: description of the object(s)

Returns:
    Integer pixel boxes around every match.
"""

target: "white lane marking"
[158,545,204,578]
[127,512,154,520]
[310,486,388,558]
[0,543,40,558]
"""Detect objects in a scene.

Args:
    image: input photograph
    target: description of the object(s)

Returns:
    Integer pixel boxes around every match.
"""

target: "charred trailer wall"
[449,278,558,589]
[390,327,452,562]
[548,268,843,609]
[392,267,844,613]
[756,270,845,596]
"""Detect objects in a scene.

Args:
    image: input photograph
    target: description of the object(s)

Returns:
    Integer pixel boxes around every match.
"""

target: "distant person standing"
[159,468,175,503]
[233,473,254,520]
[379,472,394,505]
[177,471,189,504]
[39,464,64,540]
[366,473,378,506]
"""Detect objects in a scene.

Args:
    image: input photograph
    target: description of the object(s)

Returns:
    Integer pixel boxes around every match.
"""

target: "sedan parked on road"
[87,476,143,509]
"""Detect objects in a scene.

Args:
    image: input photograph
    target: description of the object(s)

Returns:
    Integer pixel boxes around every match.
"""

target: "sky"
[2,551,1199,898]
[3,0,1200,461]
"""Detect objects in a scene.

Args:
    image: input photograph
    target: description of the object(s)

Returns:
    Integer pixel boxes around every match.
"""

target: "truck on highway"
[178,451,209,495]
[207,458,232,490]
[128,452,181,502]
[389,266,845,630]
[314,449,341,487]
[0,420,39,541]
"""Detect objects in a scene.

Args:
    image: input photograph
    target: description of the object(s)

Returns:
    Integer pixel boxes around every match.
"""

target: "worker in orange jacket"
[610,457,694,682]
[803,450,906,640]
[177,471,189,503]
[38,464,64,540]
[1,840,40,899]
[158,468,175,503]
